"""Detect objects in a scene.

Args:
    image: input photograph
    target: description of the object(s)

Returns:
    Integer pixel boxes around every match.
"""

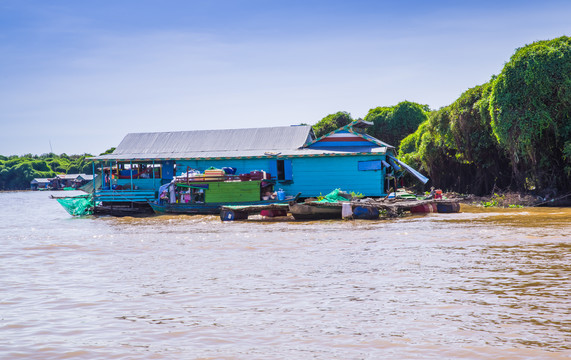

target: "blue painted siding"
[175,155,386,198]
[115,178,162,190]
[283,156,385,197]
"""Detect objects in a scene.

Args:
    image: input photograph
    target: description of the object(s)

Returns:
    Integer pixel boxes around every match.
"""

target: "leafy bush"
[365,101,429,149]
[489,36,571,192]
[398,36,570,196]
[312,112,353,138]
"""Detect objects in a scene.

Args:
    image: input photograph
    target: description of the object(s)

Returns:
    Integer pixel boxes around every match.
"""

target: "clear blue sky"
[1,0,569,156]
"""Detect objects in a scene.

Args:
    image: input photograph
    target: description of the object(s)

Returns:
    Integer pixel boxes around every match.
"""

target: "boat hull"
[289,203,343,220]
[149,197,296,215]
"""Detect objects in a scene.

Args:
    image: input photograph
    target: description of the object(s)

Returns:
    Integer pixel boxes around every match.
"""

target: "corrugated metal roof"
[92,147,387,161]
[109,126,312,155]
[31,178,51,183]
[89,125,392,161]
[57,174,84,180]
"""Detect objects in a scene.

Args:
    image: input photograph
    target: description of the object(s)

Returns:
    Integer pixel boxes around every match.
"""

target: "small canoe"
[150,193,300,215]
[289,202,343,220]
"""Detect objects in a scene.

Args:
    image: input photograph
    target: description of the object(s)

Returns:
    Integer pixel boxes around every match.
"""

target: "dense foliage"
[364,101,429,149]
[489,36,571,193]
[399,36,571,196]
[312,111,353,138]
[398,83,513,194]
[0,153,94,190]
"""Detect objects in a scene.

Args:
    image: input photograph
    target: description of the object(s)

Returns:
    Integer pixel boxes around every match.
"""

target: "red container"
[250,170,264,180]
[239,173,251,181]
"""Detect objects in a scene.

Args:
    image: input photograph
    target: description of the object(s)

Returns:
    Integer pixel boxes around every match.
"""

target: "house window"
[270,159,293,181]
[358,160,383,171]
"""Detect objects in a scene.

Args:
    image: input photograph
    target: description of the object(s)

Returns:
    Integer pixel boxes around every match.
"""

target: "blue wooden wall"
[176,154,386,198]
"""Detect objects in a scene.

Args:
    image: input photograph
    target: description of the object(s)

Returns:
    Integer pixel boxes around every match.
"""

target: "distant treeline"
[312,36,571,197]
[0,149,115,190]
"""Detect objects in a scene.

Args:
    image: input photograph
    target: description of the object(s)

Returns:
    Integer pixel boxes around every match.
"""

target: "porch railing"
[94,189,156,203]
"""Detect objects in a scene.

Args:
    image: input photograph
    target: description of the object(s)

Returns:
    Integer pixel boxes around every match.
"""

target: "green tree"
[489,36,571,192]
[100,147,116,156]
[312,112,353,138]
[0,152,92,189]
[365,101,429,149]
[398,83,512,195]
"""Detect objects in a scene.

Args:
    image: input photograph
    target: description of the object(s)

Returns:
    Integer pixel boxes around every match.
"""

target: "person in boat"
[261,181,276,200]
[426,187,435,199]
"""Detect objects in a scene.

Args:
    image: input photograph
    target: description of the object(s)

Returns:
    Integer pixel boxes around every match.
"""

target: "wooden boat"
[150,196,299,215]
[289,202,344,220]
[148,179,300,215]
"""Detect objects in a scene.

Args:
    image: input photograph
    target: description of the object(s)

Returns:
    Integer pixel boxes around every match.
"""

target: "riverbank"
[443,191,571,207]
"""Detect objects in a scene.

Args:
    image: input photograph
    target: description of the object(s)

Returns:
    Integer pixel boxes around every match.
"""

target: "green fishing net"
[57,195,94,216]
[315,189,352,203]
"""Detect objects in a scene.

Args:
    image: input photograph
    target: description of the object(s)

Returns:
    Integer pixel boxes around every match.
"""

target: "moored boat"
[149,196,298,215]
[149,179,300,215]
[289,202,344,220]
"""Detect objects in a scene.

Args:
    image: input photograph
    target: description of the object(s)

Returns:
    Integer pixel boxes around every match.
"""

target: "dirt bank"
[444,191,571,207]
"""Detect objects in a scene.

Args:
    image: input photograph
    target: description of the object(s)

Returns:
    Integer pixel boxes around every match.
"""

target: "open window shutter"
[268,160,278,180]
[283,159,293,181]
[162,160,174,180]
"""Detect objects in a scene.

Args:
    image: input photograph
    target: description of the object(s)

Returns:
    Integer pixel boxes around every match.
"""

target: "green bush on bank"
[398,36,571,196]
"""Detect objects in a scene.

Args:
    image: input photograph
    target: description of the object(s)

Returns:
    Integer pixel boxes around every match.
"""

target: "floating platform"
[220,204,290,221]
[220,199,461,221]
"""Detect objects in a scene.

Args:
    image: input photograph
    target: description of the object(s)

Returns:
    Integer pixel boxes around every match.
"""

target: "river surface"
[1,191,569,359]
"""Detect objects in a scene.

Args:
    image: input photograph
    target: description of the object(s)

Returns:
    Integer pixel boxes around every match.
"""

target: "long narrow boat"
[148,179,300,215]
[289,202,344,220]
[149,196,299,215]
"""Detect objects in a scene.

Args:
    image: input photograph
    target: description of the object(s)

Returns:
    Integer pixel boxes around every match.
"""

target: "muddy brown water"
[1,191,569,359]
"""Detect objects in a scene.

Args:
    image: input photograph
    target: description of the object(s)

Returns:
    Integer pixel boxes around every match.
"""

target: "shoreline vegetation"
[2,37,570,206]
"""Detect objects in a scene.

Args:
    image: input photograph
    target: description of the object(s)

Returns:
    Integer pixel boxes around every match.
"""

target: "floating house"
[91,120,428,208]
[31,174,96,190]
[51,174,95,189]
[30,178,51,190]
[88,121,427,209]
